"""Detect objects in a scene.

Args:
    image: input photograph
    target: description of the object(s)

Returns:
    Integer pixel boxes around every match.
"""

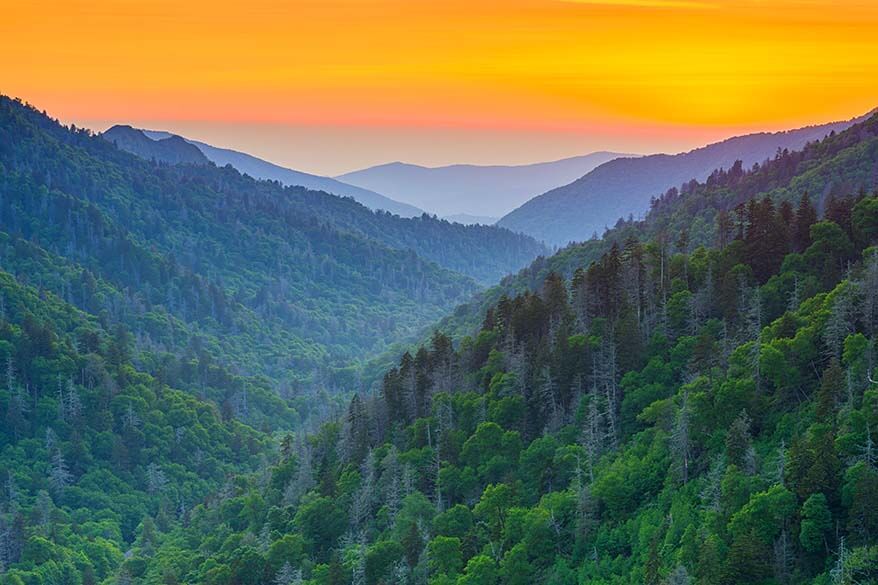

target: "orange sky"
[3,0,877,174]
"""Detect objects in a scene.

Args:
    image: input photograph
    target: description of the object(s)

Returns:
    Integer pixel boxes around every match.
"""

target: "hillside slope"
[124,114,878,585]
[338,152,624,218]
[0,96,543,387]
[0,248,281,584]
[139,128,424,217]
[499,113,869,246]
[429,111,878,351]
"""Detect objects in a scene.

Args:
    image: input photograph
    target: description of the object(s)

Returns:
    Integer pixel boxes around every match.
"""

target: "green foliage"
[131,190,878,584]
[2,99,878,585]
[799,493,833,553]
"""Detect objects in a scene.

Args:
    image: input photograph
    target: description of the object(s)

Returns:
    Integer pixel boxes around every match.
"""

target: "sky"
[2,0,877,176]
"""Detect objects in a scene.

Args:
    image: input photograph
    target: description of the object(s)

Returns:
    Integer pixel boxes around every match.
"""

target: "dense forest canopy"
[1,97,877,585]
[111,186,877,585]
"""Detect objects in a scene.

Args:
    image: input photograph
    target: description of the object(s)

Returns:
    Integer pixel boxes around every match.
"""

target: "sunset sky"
[3,0,877,175]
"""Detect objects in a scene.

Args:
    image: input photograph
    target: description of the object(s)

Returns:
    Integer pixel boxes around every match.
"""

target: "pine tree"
[351,533,367,585]
[725,411,756,474]
[381,446,402,522]
[48,448,72,494]
[666,565,691,585]
[773,529,793,584]
[274,562,302,585]
[824,290,855,361]
[793,192,818,252]
[671,392,692,484]
[284,440,315,506]
[146,462,168,495]
[816,359,844,420]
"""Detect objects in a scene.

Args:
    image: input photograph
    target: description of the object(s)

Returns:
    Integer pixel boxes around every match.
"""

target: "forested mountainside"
[0,255,278,584]
[128,128,424,218]
[0,97,544,385]
[2,92,877,585]
[498,112,869,247]
[435,110,878,350]
[116,182,878,585]
[336,152,624,219]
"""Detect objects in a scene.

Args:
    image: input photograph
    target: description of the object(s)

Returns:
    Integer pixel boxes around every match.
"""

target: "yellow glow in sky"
[2,0,877,173]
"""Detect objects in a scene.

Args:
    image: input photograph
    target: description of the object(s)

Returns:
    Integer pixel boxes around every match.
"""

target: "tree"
[793,192,818,252]
[852,195,878,247]
[267,535,306,575]
[729,484,796,545]
[284,444,315,506]
[146,463,168,495]
[474,484,514,545]
[671,391,692,484]
[273,562,302,585]
[843,462,878,544]
[48,448,72,494]
[725,411,755,474]
[400,522,423,569]
[457,555,497,585]
[800,493,832,554]
[365,540,404,584]
[666,565,691,585]
[342,394,370,464]
[428,536,463,577]
[294,495,346,562]
[351,534,366,585]
[817,359,844,420]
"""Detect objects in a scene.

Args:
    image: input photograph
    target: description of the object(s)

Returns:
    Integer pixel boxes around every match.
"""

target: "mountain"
[337,151,625,218]
[0,96,544,391]
[109,126,424,217]
[0,253,281,585]
[444,213,500,225]
[433,109,878,348]
[118,111,878,585]
[499,113,871,246]
[102,124,209,165]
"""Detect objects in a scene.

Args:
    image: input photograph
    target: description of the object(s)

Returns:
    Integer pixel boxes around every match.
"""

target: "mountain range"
[102,125,424,217]
[337,152,625,218]
[1,97,545,393]
[1,93,877,585]
[498,112,872,246]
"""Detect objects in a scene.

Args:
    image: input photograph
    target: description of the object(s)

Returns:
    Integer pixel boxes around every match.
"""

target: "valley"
[0,97,876,585]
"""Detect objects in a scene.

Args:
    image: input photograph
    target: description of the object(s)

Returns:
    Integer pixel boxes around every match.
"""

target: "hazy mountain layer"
[499,113,870,246]
[0,97,544,387]
[337,152,625,218]
[109,126,424,217]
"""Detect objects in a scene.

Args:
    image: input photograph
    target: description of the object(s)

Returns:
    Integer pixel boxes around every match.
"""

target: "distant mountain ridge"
[444,213,499,225]
[337,151,626,217]
[2,96,545,387]
[498,112,872,246]
[103,125,424,217]
[103,124,209,165]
